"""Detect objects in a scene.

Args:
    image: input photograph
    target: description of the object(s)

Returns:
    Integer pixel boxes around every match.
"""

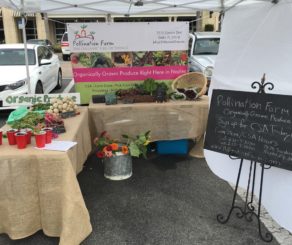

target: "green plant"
[134,79,169,98]
[94,131,151,159]
[144,78,157,95]
[153,51,164,66]
[153,51,172,66]
[156,82,168,91]
[122,131,151,158]
[171,51,188,65]
[52,43,61,53]
[31,103,51,111]
[78,52,114,68]
[135,78,158,95]
[9,112,44,130]
[33,123,45,134]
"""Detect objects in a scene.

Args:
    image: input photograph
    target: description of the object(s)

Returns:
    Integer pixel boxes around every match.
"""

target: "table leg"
[189,135,205,158]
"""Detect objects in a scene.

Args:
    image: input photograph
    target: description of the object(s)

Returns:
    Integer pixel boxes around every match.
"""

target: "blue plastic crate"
[156,139,188,154]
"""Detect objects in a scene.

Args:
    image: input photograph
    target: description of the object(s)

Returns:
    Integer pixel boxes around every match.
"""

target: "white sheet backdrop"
[205,0,292,232]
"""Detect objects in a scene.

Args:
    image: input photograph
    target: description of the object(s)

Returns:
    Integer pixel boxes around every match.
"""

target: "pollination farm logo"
[72,24,115,48]
[74,24,95,40]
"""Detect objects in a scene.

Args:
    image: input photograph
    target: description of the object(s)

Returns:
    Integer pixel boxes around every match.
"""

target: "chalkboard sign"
[204,89,292,171]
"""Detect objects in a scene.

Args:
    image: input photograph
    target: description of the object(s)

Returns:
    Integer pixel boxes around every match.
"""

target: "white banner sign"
[68,22,189,53]
[2,93,81,106]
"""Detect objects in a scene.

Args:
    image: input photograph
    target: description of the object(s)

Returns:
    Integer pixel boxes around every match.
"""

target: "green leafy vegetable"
[31,103,51,111]
[9,112,44,130]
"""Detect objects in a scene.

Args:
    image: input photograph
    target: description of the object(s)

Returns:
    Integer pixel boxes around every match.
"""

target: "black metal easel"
[216,74,274,243]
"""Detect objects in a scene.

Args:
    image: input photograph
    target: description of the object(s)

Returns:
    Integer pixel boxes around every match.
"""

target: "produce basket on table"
[171,72,207,100]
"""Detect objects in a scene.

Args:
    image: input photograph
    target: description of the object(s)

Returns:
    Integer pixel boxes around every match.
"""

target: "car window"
[43,47,53,59]
[27,39,37,44]
[38,46,52,62]
[28,40,43,45]
[37,46,46,62]
[28,39,52,46]
[62,33,68,42]
[193,38,220,55]
[0,49,36,65]
[39,40,47,45]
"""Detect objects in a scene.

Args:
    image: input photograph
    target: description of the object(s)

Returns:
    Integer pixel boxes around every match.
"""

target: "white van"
[188,32,220,83]
[61,32,70,61]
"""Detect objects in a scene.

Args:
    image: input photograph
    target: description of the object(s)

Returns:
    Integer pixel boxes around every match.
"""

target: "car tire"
[35,82,44,94]
[55,70,62,89]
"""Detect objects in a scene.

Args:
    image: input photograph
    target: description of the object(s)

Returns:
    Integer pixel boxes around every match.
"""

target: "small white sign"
[18,20,25,29]
[35,140,77,152]
[2,93,81,106]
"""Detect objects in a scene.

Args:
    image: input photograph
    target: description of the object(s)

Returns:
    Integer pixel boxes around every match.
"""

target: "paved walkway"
[0,154,282,244]
[234,185,292,244]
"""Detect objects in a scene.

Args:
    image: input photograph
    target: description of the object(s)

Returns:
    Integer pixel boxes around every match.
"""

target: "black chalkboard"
[204,89,292,171]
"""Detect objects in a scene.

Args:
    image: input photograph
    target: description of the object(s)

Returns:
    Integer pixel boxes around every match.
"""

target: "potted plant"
[94,131,150,180]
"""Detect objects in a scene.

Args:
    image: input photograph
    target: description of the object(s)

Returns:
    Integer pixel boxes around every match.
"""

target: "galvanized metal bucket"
[103,154,132,180]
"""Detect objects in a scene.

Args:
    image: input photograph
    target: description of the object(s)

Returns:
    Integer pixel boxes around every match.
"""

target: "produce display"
[132,52,154,66]
[132,51,188,67]
[71,51,187,68]
[45,113,66,134]
[152,51,172,66]
[112,52,132,67]
[46,97,78,117]
[115,78,169,103]
[175,88,199,100]
[171,72,207,100]
[135,78,163,96]
[169,91,186,100]
[6,98,78,137]
[71,52,114,68]
[103,75,205,104]
[9,111,44,130]
[2,97,81,148]
[31,103,51,111]
[8,111,66,136]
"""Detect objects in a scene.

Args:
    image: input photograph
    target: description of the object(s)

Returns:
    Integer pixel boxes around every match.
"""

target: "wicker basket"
[171,72,207,98]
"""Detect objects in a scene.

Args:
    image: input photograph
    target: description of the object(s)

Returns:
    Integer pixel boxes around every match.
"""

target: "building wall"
[1,7,220,44]
[2,8,19,43]
[36,13,48,39]
[202,11,221,31]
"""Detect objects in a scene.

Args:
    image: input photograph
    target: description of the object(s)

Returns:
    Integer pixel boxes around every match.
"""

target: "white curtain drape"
[206,0,292,232]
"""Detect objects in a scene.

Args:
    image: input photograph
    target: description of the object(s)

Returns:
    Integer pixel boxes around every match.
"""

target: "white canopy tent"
[2,0,292,236]
[1,0,273,15]
[0,0,232,93]
[0,0,274,94]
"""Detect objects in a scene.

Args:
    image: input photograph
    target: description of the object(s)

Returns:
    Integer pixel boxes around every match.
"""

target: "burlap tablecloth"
[0,107,92,245]
[89,96,209,157]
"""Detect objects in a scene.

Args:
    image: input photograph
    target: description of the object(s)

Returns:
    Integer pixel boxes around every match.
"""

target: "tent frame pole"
[21,0,31,94]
